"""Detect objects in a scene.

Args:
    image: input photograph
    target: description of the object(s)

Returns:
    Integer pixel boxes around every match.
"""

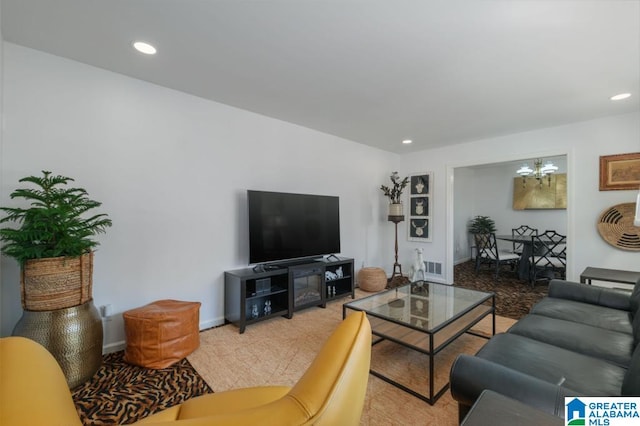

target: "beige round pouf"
[357,267,388,292]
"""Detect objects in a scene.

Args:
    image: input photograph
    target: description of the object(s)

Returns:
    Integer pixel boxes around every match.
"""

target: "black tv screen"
[248,190,341,264]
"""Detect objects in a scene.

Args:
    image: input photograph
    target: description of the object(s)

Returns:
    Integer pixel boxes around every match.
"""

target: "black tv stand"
[225,256,354,333]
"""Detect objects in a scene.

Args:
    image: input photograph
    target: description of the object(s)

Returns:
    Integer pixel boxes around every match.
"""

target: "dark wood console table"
[579,267,640,286]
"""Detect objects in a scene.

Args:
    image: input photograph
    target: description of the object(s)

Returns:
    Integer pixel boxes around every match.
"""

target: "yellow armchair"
[0,311,371,425]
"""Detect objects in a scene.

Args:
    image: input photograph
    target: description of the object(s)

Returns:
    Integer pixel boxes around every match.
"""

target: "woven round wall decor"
[597,203,640,251]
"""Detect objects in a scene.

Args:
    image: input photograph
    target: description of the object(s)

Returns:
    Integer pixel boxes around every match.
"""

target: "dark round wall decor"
[597,203,640,251]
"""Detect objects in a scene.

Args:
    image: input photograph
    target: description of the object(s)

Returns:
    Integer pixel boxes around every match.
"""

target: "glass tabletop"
[344,281,493,333]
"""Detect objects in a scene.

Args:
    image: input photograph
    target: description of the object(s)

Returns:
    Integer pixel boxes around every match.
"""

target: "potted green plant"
[468,215,496,235]
[380,171,409,216]
[0,170,112,311]
[1,170,112,388]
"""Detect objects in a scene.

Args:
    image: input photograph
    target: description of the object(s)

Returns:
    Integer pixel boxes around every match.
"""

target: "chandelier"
[516,159,558,187]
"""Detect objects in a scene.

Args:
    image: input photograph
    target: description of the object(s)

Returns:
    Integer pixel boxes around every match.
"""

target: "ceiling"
[2,0,639,153]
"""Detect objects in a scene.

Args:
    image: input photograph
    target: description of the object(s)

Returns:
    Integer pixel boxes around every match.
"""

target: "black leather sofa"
[450,278,640,422]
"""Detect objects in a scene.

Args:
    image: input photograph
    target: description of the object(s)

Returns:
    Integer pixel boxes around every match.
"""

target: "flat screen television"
[248,190,340,265]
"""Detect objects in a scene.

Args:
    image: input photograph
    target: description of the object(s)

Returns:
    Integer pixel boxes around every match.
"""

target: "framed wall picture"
[513,174,567,209]
[408,172,432,242]
[599,152,640,191]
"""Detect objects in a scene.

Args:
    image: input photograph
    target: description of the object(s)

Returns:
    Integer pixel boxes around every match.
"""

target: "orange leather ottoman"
[123,299,201,369]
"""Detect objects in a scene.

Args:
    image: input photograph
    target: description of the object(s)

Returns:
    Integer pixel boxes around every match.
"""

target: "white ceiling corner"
[1,0,638,153]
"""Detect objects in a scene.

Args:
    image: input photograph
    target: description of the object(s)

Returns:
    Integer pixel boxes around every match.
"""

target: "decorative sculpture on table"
[411,248,427,281]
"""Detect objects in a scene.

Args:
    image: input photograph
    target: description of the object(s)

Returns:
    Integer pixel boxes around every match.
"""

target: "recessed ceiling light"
[610,93,631,101]
[402,139,413,144]
[133,41,157,55]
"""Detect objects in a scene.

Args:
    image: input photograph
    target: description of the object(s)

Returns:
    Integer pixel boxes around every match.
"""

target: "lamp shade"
[541,162,558,175]
[516,164,533,176]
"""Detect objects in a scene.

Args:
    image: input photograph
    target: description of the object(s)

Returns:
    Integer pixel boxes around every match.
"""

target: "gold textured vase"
[12,300,103,388]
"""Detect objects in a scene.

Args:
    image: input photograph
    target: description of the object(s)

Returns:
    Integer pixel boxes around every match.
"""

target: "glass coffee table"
[343,281,494,404]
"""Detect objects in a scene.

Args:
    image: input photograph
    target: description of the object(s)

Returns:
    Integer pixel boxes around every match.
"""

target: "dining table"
[494,234,557,281]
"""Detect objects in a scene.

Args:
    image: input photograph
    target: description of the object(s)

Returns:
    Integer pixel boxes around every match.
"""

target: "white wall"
[0,4,4,334]
[0,43,397,348]
[453,167,475,262]
[400,112,639,284]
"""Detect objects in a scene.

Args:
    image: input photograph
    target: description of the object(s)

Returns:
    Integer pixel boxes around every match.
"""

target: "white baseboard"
[200,317,225,331]
[103,341,126,354]
[454,256,472,265]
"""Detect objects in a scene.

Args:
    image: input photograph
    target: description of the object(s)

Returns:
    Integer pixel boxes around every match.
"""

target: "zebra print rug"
[72,350,212,425]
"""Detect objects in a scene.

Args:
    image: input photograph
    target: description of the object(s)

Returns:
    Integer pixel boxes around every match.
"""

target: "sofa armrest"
[548,279,632,311]
[450,354,578,419]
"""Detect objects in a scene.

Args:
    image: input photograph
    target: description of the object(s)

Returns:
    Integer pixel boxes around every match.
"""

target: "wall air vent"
[425,261,443,276]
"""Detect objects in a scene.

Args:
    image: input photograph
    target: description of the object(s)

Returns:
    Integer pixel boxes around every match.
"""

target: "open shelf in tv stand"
[224,256,354,333]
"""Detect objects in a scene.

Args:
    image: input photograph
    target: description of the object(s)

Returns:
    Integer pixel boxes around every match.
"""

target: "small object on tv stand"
[252,264,281,273]
[325,270,338,281]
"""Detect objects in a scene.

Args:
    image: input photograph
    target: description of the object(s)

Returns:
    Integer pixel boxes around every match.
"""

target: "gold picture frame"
[513,174,567,210]
[599,152,640,191]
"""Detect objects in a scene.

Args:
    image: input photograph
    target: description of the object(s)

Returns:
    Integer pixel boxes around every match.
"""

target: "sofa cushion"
[632,311,640,347]
[630,280,640,318]
[508,314,634,367]
[531,297,633,335]
[630,280,640,345]
[548,280,632,311]
[475,333,626,396]
[622,344,640,396]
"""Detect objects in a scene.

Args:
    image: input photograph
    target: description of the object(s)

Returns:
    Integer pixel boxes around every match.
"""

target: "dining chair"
[511,225,538,255]
[474,233,520,280]
[529,230,566,287]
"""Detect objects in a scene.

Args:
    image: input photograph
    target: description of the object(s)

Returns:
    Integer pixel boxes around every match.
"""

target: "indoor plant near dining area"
[468,215,496,235]
[0,170,112,388]
[468,215,497,267]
